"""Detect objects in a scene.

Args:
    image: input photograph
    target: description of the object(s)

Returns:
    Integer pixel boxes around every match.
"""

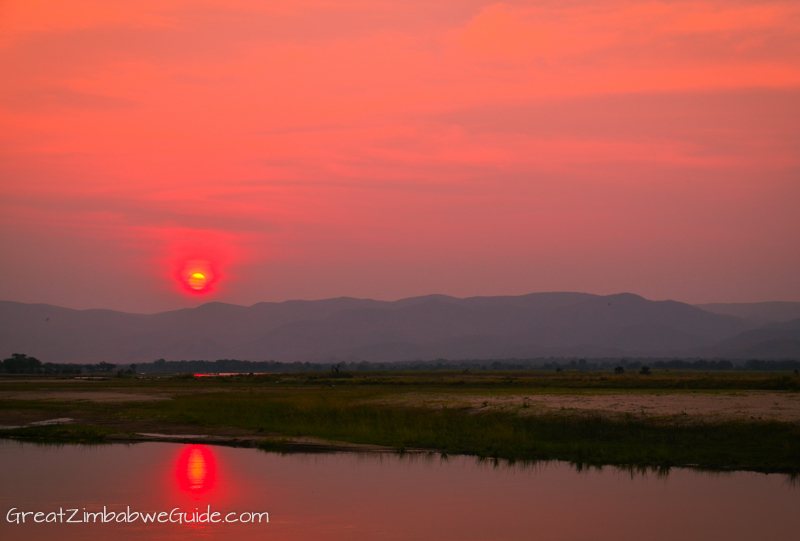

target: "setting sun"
[176,259,218,295]
[188,273,207,291]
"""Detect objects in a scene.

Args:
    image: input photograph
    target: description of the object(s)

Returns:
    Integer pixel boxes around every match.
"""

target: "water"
[0,440,797,540]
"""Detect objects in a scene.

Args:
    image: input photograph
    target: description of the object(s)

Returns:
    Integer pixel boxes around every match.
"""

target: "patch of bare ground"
[106,433,405,453]
[375,391,800,423]
[0,410,73,426]
[0,413,405,453]
[0,391,171,402]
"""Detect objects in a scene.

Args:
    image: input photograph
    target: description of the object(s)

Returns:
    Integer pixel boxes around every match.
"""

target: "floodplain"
[1,370,799,473]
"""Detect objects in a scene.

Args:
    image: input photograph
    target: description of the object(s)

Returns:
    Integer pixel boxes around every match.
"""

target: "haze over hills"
[1,293,798,364]
[694,318,800,360]
[694,302,800,325]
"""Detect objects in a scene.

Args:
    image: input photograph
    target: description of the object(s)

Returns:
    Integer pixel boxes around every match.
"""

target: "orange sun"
[177,259,217,294]
[188,272,207,290]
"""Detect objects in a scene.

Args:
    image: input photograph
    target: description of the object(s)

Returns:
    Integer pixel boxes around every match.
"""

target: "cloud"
[454,1,800,69]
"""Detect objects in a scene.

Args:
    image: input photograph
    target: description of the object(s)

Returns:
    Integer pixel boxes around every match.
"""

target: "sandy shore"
[379,391,800,423]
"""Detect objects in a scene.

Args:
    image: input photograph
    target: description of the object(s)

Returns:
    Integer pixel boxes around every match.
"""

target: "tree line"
[3,354,799,375]
[136,357,800,373]
[0,353,124,375]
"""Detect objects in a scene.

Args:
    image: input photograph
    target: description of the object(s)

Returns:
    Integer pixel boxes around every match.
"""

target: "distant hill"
[696,318,800,359]
[0,293,763,363]
[695,302,800,325]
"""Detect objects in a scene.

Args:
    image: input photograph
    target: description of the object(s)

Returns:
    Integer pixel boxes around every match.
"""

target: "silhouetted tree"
[2,353,42,374]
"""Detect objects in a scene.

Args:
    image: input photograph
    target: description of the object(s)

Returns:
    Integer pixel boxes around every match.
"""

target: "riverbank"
[2,371,799,473]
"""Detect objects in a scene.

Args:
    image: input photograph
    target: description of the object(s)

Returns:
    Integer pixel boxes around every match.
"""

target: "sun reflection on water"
[188,448,207,488]
[175,445,216,496]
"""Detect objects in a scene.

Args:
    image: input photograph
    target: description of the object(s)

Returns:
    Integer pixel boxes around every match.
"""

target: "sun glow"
[188,272,207,290]
[176,259,217,294]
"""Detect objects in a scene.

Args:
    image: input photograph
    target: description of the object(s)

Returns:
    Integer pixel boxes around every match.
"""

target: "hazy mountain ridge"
[694,302,800,325]
[2,294,797,364]
[693,318,800,359]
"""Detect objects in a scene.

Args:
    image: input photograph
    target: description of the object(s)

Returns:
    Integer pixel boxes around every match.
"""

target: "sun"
[188,272,207,290]
[177,259,216,294]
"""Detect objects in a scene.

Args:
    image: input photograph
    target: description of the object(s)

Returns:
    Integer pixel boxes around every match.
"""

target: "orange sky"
[1,0,799,311]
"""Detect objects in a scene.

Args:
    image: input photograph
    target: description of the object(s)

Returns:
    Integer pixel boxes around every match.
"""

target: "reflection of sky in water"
[0,440,798,541]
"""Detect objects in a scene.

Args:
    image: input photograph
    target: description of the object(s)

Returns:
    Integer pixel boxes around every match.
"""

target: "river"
[0,440,797,540]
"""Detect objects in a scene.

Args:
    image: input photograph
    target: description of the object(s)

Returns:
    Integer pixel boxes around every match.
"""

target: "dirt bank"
[381,391,800,422]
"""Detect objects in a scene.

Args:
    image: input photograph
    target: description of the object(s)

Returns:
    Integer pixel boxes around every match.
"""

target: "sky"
[1,0,799,313]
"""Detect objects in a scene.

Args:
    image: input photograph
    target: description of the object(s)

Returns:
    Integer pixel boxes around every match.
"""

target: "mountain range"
[1,293,799,364]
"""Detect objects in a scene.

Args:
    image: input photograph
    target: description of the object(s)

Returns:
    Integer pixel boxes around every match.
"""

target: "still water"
[0,440,798,540]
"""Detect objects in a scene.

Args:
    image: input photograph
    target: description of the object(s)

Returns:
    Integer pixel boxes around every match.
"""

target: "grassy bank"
[2,371,800,473]
[147,389,800,472]
[1,424,113,444]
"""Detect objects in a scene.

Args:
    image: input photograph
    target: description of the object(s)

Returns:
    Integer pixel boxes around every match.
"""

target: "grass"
[0,424,113,444]
[2,370,800,472]
[142,390,800,472]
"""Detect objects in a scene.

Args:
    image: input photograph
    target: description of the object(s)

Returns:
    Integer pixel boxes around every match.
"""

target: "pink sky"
[1,0,799,312]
